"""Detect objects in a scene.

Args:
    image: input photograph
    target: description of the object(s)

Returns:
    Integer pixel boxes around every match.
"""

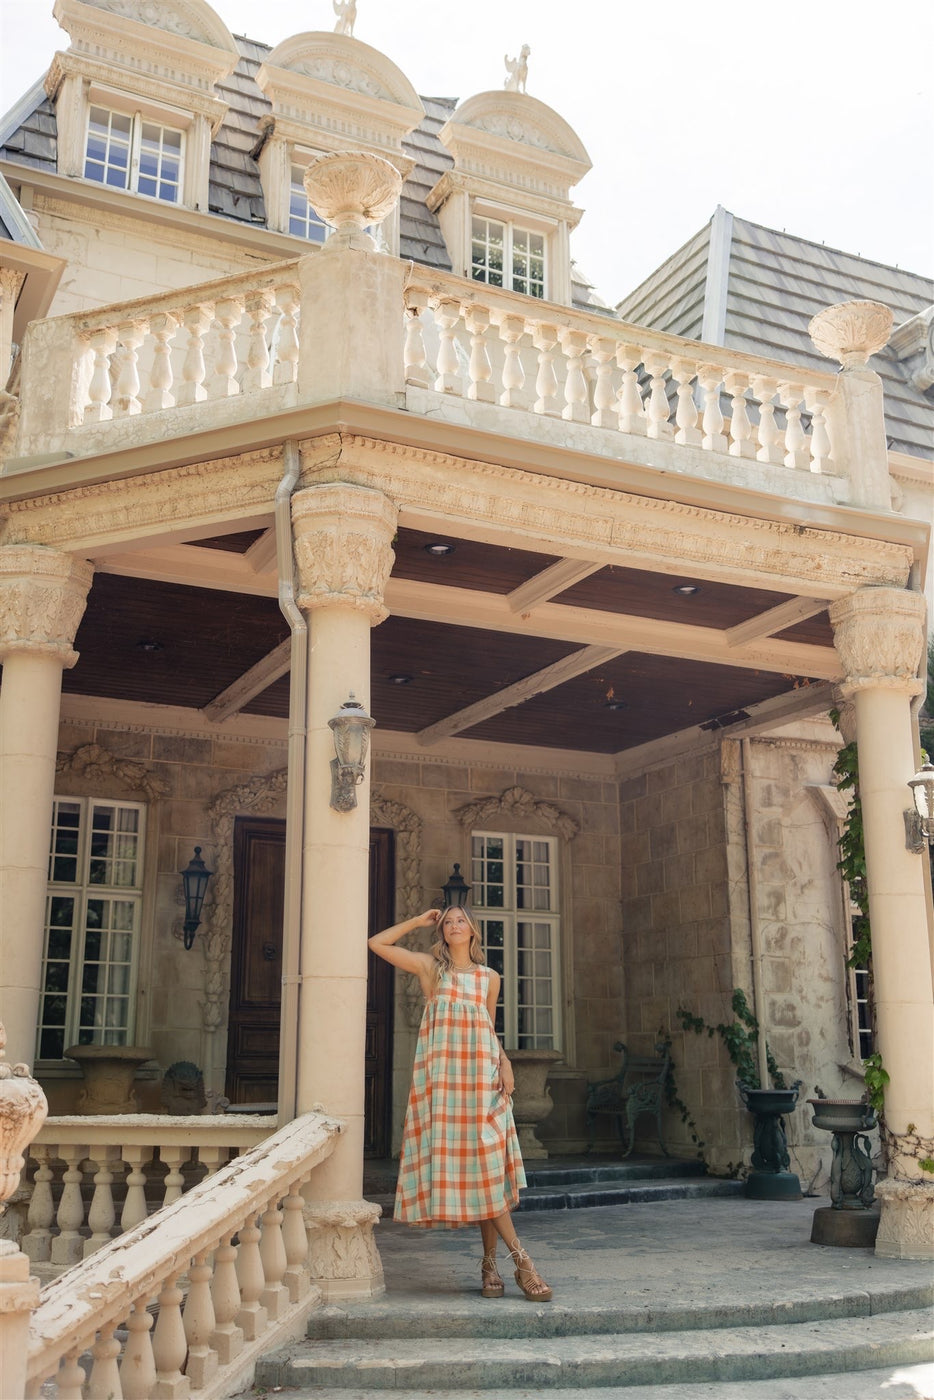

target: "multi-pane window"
[471,216,545,298]
[85,105,183,203]
[289,164,329,242]
[38,799,145,1061]
[471,831,560,1049]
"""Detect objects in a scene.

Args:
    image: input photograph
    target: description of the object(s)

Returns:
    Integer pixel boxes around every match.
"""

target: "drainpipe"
[741,738,771,1089]
[275,440,305,1124]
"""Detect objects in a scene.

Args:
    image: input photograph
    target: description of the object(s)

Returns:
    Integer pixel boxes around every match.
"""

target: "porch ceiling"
[58,526,839,755]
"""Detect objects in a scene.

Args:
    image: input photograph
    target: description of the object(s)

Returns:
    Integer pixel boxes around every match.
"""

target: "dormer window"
[471,215,545,299]
[288,162,328,242]
[85,106,184,203]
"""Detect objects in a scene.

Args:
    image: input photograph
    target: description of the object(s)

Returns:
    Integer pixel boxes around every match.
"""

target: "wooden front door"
[225,817,396,1155]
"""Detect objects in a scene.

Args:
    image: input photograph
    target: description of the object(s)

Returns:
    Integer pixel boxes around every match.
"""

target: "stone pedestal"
[304,1199,384,1300]
[510,1050,562,1160]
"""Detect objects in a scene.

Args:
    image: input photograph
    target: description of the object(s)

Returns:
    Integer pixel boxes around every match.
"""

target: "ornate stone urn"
[807,300,894,369]
[738,1083,803,1200]
[509,1049,562,1160]
[303,150,402,253]
[65,1043,154,1114]
[808,1098,880,1247]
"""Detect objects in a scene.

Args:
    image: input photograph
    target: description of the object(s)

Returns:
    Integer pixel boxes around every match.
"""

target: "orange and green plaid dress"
[394,963,526,1226]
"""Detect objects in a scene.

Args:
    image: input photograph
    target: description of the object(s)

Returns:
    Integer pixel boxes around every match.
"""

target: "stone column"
[0,545,93,1065]
[829,586,934,1260]
[291,482,397,1299]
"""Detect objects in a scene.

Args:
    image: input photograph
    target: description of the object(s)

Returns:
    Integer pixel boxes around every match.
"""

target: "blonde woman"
[369,906,552,1301]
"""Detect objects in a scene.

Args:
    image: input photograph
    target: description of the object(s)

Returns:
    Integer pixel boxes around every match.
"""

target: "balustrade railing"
[24,1112,340,1400]
[402,274,841,477]
[20,1114,274,1266]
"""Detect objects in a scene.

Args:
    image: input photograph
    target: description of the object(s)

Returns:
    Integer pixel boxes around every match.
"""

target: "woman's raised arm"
[368,909,440,979]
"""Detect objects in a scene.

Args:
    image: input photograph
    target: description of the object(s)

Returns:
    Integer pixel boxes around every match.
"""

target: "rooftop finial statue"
[333,0,357,36]
[504,44,530,93]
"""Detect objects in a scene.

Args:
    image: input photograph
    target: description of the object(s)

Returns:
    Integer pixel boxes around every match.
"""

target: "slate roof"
[616,208,934,460]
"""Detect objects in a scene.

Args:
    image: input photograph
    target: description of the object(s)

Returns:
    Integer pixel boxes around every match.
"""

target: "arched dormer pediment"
[50,0,240,95]
[255,31,424,164]
[437,90,591,206]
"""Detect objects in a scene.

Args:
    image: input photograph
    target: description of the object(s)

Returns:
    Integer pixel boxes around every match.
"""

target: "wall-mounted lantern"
[328,693,375,812]
[180,847,213,950]
[905,761,934,853]
[442,862,471,907]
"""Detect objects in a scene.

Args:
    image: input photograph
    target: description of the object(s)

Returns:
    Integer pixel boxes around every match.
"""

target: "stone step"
[362,1155,707,1197]
[516,1175,744,1211]
[255,1307,934,1392]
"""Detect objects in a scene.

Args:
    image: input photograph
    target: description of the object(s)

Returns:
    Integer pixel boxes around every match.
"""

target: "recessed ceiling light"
[672,584,701,596]
[604,699,627,711]
[424,542,455,557]
[388,673,413,685]
[137,639,163,652]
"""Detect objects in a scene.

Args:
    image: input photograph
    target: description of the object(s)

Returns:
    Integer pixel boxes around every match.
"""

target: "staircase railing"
[25,1111,342,1399]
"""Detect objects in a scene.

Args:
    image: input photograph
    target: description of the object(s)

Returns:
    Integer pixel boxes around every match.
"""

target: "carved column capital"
[292,484,397,624]
[829,588,926,699]
[0,545,94,667]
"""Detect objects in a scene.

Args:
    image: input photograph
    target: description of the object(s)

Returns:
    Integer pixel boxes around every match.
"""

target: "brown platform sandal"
[508,1239,553,1302]
[481,1251,504,1298]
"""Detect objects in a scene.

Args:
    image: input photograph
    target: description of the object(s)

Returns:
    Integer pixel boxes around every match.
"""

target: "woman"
[368,905,552,1301]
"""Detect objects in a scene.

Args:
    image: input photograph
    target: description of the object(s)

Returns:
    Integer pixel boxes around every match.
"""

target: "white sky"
[1,0,932,305]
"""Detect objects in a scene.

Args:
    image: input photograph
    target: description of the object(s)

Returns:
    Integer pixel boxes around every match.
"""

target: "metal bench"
[585,1040,671,1156]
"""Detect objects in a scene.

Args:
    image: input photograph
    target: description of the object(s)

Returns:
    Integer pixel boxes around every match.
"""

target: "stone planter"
[807,1098,879,1247]
[509,1050,562,1160]
[65,1044,154,1114]
[738,1084,802,1200]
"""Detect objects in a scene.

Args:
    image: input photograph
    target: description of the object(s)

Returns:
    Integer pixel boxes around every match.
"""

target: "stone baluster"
[725,371,756,458]
[615,345,646,435]
[779,382,809,469]
[112,321,145,417]
[403,289,431,388]
[121,1303,157,1400]
[121,1146,150,1231]
[698,366,728,453]
[144,312,179,412]
[152,1273,188,1398]
[83,328,117,423]
[184,1251,219,1389]
[589,336,617,428]
[282,1183,311,1302]
[671,358,701,446]
[87,1325,123,1400]
[805,386,834,474]
[56,1353,87,1400]
[241,290,274,394]
[84,1145,119,1255]
[160,1146,188,1206]
[643,352,674,439]
[464,305,494,402]
[235,1212,268,1340]
[751,375,784,464]
[433,299,462,394]
[197,1144,228,1181]
[50,1146,86,1267]
[210,1232,244,1364]
[23,1145,54,1261]
[176,304,213,406]
[259,1196,289,1320]
[211,297,243,399]
[532,322,560,416]
[560,329,590,423]
[273,284,300,385]
[498,314,526,408]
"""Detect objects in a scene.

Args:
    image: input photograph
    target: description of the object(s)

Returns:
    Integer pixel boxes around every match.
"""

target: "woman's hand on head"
[416,908,442,928]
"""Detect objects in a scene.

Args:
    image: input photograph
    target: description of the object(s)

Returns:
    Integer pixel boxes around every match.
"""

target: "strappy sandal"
[508,1239,553,1302]
[481,1251,504,1298]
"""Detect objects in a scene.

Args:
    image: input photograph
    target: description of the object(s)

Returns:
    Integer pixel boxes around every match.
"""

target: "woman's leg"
[479,1218,504,1297]
[487,1210,552,1300]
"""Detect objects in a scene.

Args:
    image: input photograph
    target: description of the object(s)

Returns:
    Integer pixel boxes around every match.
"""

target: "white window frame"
[37,796,146,1063]
[84,100,185,204]
[288,160,330,243]
[470,829,562,1050]
[469,202,551,299]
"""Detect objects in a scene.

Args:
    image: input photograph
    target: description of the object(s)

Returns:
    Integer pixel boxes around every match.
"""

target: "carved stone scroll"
[455,784,579,841]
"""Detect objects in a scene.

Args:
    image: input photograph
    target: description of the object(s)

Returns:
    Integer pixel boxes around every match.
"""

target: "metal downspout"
[275,440,305,1124]
[741,737,771,1089]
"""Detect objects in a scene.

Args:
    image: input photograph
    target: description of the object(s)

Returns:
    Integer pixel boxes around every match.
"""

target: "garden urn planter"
[65,1044,154,1114]
[807,1098,879,1247]
[509,1050,562,1160]
[739,1084,802,1200]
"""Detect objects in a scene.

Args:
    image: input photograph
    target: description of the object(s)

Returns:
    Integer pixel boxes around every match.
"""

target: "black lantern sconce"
[905,761,934,853]
[180,847,213,950]
[442,862,471,908]
[328,693,375,812]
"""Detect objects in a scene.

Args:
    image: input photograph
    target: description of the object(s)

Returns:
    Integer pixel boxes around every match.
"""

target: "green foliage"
[677,988,787,1091]
[919,1157,934,1175]
[656,1028,705,1159]
[862,1052,889,1115]
[919,637,934,757]
[829,708,871,969]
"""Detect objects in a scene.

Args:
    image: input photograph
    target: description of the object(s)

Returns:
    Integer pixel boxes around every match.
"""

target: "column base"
[874,1177,934,1259]
[810,1205,880,1247]
[304,1199,384,1300]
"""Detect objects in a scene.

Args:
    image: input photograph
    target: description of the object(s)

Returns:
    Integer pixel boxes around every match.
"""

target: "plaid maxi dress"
[394,963,526,1226]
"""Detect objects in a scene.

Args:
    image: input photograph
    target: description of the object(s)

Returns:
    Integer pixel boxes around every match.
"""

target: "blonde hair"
[429,905,485,995]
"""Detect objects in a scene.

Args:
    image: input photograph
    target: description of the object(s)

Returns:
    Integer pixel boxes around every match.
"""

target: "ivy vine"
[829,707,870,970]
[677,988,787,1091]
[655,1028,705,1159]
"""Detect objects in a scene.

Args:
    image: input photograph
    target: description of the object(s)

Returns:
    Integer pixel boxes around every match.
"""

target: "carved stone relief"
[455,784,579,841]
[83,0,215,45]
[829,588,927,696]
[292,483,397,623]
[0,546,93,666]
[55,742,170,802]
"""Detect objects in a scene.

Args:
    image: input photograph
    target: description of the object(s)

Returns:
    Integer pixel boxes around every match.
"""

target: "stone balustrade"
[24,1111,341,1399]
[19,1114,275,1267]
[402,272,841,478]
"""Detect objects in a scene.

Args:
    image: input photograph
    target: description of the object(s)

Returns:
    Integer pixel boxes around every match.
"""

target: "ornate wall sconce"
[905,761,934,853]
[442,862,471,907]
[180,847,213,949]
[328,693,375,812]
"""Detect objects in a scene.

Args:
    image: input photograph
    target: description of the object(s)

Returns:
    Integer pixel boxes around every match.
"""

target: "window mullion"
[129,112,142,192]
